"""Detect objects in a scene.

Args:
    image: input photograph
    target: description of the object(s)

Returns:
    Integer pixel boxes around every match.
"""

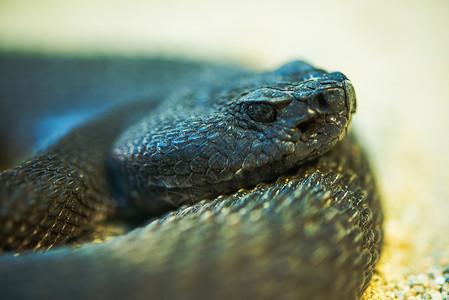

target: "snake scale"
[0,53,382,300]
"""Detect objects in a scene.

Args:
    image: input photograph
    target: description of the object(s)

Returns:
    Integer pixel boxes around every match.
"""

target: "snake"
[0,54,382,300]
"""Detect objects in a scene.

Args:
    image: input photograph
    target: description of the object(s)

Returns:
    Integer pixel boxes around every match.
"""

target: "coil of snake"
[0,55,382,300]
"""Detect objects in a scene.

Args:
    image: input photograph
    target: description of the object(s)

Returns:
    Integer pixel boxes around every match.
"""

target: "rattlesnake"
[0,55,382,300]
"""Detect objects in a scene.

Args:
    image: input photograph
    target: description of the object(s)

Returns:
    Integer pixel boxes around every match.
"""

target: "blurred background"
[1,0,448,298]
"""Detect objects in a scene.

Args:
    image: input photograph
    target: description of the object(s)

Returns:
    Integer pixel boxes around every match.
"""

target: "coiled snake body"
[0,55,382,300]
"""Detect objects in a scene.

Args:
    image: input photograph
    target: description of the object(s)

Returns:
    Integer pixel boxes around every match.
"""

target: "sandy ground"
[1,0,449,298]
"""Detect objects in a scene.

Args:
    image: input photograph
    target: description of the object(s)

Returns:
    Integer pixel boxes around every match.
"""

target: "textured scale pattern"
[0,101,159,251]
[0,136,382,300]
[0,55,382,300]
[108,67,355,211]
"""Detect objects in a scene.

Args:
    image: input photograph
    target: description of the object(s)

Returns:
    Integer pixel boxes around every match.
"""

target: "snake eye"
[247,102,277,123]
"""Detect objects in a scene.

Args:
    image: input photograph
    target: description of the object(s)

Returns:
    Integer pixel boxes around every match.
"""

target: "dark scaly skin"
[0,54,382,300]
[108,63,356,212]
[0,55,246,250]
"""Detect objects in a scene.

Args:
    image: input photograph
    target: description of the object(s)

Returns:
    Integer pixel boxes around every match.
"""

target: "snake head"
[227,66,357,176]
[108,61,357,210]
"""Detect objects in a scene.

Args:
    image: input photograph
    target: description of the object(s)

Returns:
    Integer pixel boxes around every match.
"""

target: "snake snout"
[343,80,357,115]
[300,87,344,118]
[294,87,348,135]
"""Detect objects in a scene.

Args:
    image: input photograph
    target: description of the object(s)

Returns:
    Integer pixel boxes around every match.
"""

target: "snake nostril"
[316,93,328,111]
